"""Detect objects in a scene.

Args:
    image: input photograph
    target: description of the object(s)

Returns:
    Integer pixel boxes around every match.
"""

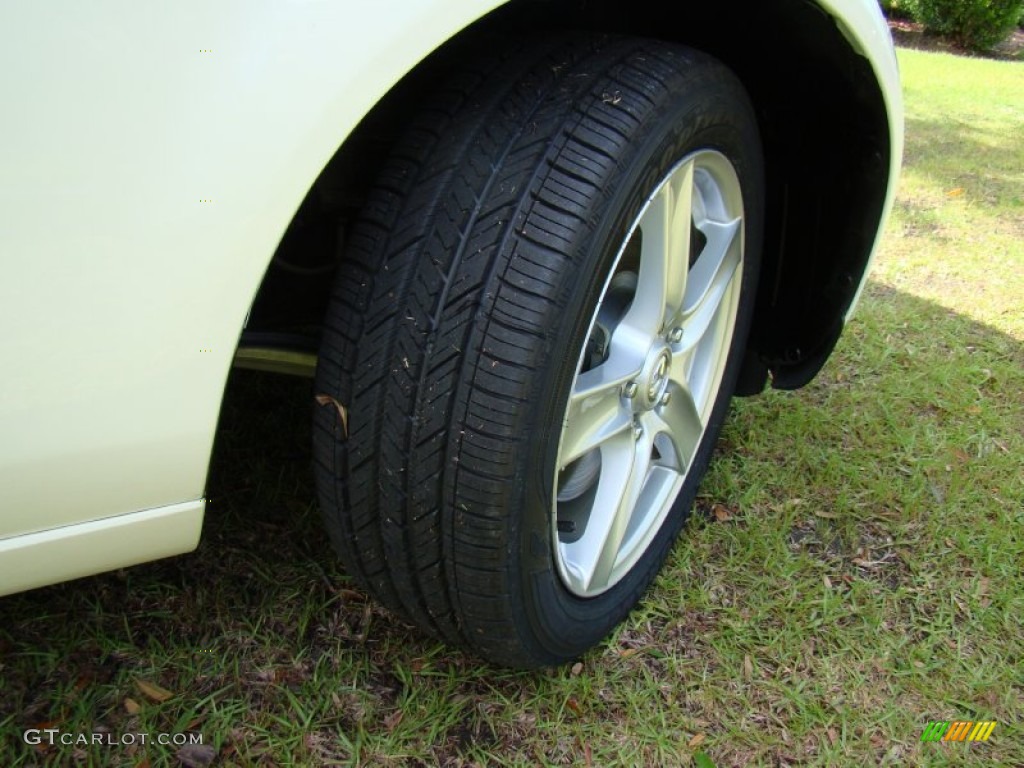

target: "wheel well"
[242,0,892,391]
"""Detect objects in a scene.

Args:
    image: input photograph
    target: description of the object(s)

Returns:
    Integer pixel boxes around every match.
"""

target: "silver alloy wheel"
[553,150,745,597]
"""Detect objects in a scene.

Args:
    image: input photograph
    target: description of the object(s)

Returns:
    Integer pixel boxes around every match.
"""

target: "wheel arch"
[245,0,899,392]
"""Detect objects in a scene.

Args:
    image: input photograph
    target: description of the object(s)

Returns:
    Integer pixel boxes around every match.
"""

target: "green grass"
[2,47,1022,767]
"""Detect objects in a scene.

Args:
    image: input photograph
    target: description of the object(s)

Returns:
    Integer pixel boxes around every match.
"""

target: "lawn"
[2,47,1022,767]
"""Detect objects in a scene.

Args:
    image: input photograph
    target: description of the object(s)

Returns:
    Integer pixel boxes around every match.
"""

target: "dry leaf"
[946,187,965,197]
[315,394,349,437]
[712,504,732,522]
[743,654,753,680]
[566,697,582,715]
[570,662,584,676]
[823,575,833,589]
[688,732,706,748]
[124,697,141,715]
[827,727,838,745]
[813,509,838,519]
[135,679,173,703]
[383,709,404,732]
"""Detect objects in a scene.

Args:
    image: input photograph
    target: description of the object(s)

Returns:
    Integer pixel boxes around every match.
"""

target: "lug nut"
[668,327,683,344]
[633,422,643,440]
[623,381,638,398]
[660,391,671,406]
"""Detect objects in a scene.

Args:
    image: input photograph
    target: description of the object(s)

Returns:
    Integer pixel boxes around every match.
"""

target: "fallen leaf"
[383,709,403,732]
[570,662,584,677]
[124,697,141,715]
[712,504,732,522]
[135,679,173,703]
[946,187,965,197]
[175,744,216,768]
[827,727,838,745]
[743,654,753,680]
[813,509,839,519]
[823,575,833,589]
[688,732,706,748]
[566,697,582,715]
[315,394,349,437]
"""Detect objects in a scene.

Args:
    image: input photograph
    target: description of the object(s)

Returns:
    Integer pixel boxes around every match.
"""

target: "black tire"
[314,34,763,668]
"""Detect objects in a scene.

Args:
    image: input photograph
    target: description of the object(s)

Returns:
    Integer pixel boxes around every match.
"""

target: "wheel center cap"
[636,345,672,411]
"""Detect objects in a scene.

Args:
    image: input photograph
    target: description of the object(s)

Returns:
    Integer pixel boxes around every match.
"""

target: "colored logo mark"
[921,721,997,742]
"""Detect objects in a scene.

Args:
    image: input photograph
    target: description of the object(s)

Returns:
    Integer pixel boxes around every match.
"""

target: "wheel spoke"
[561,428,653,594]
[653,380,704,470]
[619,160,694,339]
[677,218,741,354]
[560,370,634,467]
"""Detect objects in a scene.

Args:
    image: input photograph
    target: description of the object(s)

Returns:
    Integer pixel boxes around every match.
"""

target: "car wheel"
[314,34,764,667]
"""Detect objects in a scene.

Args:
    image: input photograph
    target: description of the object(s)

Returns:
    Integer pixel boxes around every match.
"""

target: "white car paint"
[0,0,503,595]
[0,0,901,596]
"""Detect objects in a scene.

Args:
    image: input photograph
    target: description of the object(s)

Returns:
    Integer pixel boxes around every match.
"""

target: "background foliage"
[883,0,1024,50]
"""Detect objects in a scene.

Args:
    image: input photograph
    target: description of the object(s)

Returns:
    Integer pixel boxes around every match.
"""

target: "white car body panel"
[0,0,901,596]
[0,0,503,594]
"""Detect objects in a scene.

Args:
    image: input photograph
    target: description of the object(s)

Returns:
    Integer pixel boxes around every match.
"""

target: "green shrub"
[905,0,1024,50]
